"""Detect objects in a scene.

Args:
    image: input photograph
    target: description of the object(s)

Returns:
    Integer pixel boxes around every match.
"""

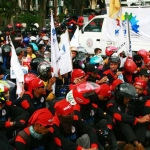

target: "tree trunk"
[38,0,47,28]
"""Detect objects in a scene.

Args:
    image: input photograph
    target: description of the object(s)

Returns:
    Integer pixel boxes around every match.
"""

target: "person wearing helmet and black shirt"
[18,77,52,115]
[0,84,29,149]
[53,99,100,150]
[106,83,150,150]
[69,81,118,150]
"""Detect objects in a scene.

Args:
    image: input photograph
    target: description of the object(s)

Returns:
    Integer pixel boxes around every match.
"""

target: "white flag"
[10,38,24,96]
[70,26,79,47]
[60,30,73,75]
[51,11,60,77]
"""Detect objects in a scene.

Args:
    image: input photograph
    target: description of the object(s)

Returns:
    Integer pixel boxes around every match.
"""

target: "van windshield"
[84,18,104,32]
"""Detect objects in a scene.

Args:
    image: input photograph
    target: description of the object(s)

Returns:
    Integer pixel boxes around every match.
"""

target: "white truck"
[79,2,150,54]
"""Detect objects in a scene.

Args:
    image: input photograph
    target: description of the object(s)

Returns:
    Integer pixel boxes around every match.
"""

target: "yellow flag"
[109,0,121,18]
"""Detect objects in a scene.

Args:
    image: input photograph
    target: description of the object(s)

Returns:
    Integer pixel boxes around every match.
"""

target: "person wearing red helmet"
[137,49,149,63]
[17,77,53,115]
[133,54,144,70]
[67,82,118,150]
[53,99,100,150]
[14,108,55,150]
[123,58,137,84]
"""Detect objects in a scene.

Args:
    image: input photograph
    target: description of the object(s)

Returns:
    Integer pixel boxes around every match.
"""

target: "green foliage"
[14,12,40,25]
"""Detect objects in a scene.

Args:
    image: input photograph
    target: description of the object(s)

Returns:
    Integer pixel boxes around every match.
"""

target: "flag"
[50,11,60,77]
[70,26,79,47]
[125,16,132,58]
[10,37,24,96]
[60,29,73,75]
[109,0,121,18]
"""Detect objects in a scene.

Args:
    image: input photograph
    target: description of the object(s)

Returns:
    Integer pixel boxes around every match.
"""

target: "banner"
[70,26,79,47]
[59,30,73,75]
[51,11,60,77]
[102,7,150,53]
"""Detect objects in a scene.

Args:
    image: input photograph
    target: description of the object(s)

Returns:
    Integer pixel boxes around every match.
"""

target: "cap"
[54,99,74,116]
[86,64,99,74]
[97,84,111,98]
[134,78,147,89]
[15,47,24,55]
[31,78,44,90]
[139,68,150,76]
[28,108,53,126]
[42,36,49,41]
[70,46,78,52]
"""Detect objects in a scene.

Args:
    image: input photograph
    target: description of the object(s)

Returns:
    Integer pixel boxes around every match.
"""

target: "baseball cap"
[139,68,150,76]
[54,99,74,116]
[16,47,24,55]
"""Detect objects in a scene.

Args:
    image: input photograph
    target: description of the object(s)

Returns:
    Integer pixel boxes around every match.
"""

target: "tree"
[0,0,21,26]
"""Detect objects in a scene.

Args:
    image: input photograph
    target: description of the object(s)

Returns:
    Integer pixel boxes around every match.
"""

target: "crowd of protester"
[0,24,150,150]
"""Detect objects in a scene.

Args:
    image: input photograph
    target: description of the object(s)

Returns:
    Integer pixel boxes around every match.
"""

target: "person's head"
[70,46,78,58]
[115,83,137,105]
[137,49,148,62]
[71,69,86,84]
[28,78,46,97]
[105,46,117,57]
[28,108,53,135]
[16,47,24,57]
[109,56,120,71]
[124,58,137,74]
[42,36,49,45]
[38,44,45,53]
[54,99,74,134]
[94,48,102,55]
[97,84,111,101]
[26,45,33,54]
[37,61,51,81]
[133,78,147,95]
[133,54,143,68]
[30,36,37,43]
[139,68,150,83]
[86,64,99,77]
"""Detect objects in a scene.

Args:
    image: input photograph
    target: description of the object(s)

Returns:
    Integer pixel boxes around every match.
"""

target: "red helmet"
[71,69,85,83]
[137,49,148,60]
[24,73,37,90]
[134,78,147,89]
[71,82,100,105]
[15,23,23,28]
[110,79,123,91]
[124,58,137,74]
[97,84,111,98]
[105,46,117,57]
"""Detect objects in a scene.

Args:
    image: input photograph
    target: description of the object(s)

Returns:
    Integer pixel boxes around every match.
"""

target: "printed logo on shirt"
[72,126,76,133]
[2,109,6,116]
[40,97,44,103]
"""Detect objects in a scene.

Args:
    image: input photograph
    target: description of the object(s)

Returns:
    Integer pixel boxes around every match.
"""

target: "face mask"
[29,125,43,139]
[58,114,73,134]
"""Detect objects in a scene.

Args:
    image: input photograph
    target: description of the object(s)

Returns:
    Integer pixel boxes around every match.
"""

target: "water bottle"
[118,74,124,82]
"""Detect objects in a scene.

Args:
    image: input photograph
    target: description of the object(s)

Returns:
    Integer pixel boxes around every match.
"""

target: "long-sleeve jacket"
[52,115,99,150]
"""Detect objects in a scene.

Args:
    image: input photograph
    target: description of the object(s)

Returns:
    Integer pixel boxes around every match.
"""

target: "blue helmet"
[23,37,30,45]
[90,56,103,65]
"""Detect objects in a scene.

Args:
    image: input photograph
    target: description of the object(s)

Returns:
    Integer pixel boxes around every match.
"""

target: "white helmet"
[34,23,39,28]
[30,36,37,41]
[22,23,27,28]
[42,36,49,41]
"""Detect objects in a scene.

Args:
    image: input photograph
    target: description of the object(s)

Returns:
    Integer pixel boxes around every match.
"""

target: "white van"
[79,5,150,55]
